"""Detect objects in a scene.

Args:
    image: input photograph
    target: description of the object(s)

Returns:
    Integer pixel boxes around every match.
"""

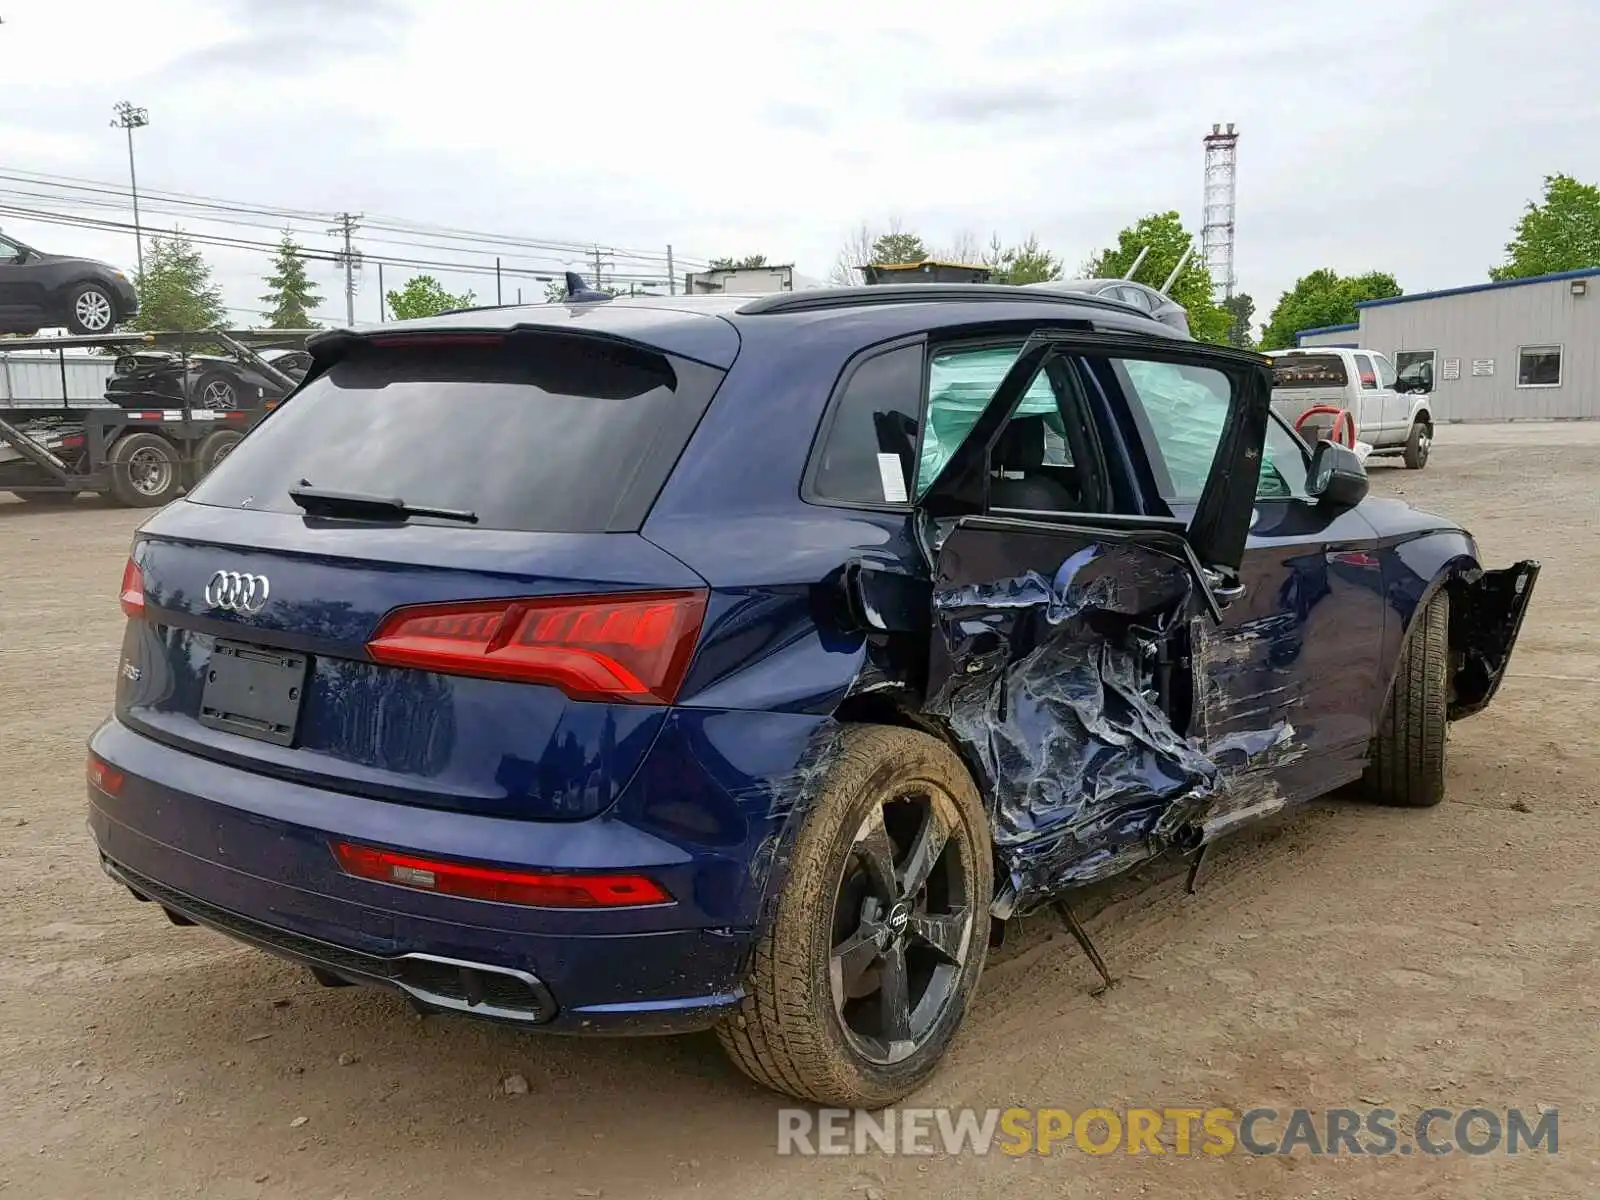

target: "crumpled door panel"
[925,520,1308,910]
[926,522,1218,906]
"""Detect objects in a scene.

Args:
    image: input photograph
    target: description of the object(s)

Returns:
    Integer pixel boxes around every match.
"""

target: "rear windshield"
[1271,354,1347,388]
[187,333,722,533]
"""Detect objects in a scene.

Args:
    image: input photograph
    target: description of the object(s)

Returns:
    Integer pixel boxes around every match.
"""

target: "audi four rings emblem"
[204,570,271,614]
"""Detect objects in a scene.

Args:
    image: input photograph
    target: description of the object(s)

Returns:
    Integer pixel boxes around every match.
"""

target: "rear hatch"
[116,328,727,821]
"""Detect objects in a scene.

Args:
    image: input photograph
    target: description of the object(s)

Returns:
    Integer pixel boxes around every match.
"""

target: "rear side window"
[807,344,924,506]
[188,332,722,533]
[1354,354,1378,389]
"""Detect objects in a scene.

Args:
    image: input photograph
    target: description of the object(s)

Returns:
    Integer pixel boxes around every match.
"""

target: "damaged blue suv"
[88,283,1538,1108]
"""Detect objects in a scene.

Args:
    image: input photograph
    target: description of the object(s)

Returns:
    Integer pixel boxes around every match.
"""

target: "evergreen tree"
[134,231,225,331]
[260,233,323,328]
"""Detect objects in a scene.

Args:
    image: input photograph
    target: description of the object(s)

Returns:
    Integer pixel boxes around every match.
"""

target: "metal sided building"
[1295,266,1600,421]
[1294,322,1360,348]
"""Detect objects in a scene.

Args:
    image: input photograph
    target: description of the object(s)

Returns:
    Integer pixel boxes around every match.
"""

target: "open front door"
[917,331,1274,910]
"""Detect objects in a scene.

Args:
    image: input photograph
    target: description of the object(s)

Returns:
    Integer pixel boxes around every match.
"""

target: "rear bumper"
[86,717,772,1035]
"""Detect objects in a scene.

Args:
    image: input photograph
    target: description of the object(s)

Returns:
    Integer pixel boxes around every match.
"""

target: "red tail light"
[87,754,124,796]
[331,842,672,908]
[119,559,145,619]
[366,590,707,703]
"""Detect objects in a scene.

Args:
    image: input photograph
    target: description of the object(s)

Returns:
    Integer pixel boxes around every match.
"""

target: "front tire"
[1361,590,1449,807]
[1403,418,1431,469]
[717,725,992,1108]
[65,283,117,335]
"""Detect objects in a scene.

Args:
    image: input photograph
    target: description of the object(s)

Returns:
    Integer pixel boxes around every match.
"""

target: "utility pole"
[110,102,150,277]
[330,213,362,325]
[495,257,502,305]
[592,245,604,291]
[667,244,676,295]
[377,261,385,322]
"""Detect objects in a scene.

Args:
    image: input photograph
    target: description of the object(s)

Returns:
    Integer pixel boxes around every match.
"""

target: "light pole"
[110,101,149,277]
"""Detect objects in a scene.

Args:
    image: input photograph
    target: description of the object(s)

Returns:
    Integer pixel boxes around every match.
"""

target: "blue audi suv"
[88,283,1536,1107]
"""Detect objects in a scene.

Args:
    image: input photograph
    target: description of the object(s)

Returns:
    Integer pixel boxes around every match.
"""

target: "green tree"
[259,233,323,329]
[986,233,1063,285]
[871,228,928,265]
[1086,211,1230,344]
[386,274,475,320]
[1490,173,1600,280]
[1221,292,1256,349]
[134,231,225,332]
[1258,269,1401,350]
[708,254,771,269]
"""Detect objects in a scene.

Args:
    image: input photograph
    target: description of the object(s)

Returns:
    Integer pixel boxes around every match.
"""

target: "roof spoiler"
[564,271,613,304]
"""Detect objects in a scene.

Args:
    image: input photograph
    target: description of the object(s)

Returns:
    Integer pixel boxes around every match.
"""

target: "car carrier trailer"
[0,329,313,507]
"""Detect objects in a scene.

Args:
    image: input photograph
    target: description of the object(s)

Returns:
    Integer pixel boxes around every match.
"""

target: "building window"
[1516,345,1563,388]
[1395,350,1436,392]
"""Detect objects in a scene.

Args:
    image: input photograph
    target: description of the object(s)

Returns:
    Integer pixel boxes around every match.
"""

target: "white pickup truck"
[1267,348,1434,468]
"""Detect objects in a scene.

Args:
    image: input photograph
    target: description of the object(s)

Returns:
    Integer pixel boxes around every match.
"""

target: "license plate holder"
[198,641,310,747]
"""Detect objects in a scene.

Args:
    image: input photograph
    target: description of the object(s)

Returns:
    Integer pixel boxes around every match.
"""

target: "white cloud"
[1,0,1596,323]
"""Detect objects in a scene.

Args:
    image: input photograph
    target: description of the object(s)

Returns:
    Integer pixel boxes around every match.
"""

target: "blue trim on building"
[1356,266,1600,311]
[1295,322,1359,337]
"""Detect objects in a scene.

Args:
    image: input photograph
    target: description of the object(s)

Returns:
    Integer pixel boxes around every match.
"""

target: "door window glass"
[917,343,1067,494]
[1119,359,1304,501]
[1372,353,1397,389]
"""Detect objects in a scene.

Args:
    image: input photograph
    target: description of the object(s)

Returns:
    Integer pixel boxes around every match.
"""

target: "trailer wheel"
[194,429,243,480]
[108,432,183,507]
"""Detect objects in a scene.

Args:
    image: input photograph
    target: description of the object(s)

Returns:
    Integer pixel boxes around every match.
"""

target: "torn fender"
[1448,559,1540,720]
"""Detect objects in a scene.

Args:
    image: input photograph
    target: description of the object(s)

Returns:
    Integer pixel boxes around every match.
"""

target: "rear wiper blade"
[288,484,478,524]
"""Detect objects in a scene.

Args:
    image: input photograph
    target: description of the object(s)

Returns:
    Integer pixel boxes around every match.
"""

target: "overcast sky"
[3,0,1596,328]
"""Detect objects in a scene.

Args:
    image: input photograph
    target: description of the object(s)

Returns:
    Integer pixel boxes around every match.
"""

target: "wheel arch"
[746,697,993,952]
[1373,529,1485,722]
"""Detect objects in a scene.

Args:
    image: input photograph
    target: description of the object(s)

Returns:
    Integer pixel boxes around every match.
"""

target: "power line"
[0,203,676,285]
[0,166,712,269]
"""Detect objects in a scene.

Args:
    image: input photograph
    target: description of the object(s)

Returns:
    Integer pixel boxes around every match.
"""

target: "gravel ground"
[1,421,1595,1199]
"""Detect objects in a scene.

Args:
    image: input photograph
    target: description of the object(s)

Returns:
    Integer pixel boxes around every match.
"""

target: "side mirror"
[1308,440,1369,508]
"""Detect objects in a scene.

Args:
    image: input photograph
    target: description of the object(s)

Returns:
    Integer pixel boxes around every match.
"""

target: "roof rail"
[736,284,1139,317]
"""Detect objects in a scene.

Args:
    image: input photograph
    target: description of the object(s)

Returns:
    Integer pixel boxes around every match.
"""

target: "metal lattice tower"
[1201,122,1239,302]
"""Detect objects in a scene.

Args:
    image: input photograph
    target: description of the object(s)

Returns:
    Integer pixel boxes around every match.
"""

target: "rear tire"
[193,429,243,480]
[1361,590,1449,807]
[108,431,182,507]
[1403,418,1431,469]
[193,371,241,412]
[716,725,992,1108]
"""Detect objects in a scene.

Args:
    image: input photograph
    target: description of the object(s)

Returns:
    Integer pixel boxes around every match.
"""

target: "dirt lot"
[2,421,1596,1199]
